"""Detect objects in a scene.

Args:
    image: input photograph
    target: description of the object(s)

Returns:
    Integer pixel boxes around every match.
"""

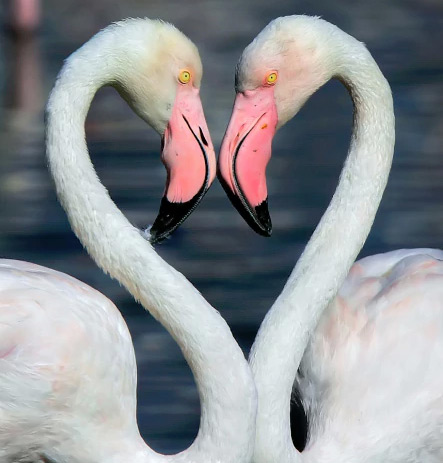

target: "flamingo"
[6,0,40,36]
[0,18,256,462]
[218,15,443,462]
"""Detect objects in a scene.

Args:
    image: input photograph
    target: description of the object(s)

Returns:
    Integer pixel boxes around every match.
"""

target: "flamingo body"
[0,260,140,462]
[298,249,443,461]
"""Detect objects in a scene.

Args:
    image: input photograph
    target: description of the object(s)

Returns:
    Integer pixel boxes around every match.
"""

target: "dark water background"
[0,0,442,453]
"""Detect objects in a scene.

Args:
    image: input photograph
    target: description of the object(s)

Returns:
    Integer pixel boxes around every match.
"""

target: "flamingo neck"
[249,36,395,463]
[45,35,255,463]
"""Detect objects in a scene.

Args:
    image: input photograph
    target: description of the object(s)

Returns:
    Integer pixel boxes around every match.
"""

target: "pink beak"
[150,85,216,243]
[218,86,277,236]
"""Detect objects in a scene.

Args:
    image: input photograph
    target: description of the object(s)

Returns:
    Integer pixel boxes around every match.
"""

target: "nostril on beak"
[199,127,208,147]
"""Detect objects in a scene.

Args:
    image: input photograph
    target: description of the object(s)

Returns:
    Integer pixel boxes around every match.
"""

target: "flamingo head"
[112,20,216,243]
[218,16,336,236]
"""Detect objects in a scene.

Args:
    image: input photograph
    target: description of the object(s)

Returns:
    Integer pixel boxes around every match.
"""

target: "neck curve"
[249,31,395,463]
[46,31,255,463]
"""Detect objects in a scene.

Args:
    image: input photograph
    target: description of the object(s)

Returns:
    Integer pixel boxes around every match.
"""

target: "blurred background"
[0,0,442,453]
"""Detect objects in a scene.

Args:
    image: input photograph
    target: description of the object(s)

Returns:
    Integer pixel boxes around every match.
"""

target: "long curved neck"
[249,37,395,463]
[46,36,255,463]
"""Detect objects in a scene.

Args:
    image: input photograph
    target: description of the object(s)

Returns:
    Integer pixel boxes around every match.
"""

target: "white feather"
[237,15,443,463]
[0,18,256,463]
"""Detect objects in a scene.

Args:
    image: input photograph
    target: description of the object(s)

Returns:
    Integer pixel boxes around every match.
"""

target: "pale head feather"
[235,15,363,128]
[64,18,203,134]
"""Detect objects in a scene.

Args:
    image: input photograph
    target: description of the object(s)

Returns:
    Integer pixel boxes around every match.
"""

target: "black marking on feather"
[290,385,308,452]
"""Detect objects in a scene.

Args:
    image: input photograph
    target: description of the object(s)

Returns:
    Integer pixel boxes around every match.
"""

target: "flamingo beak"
[149,86,216,243]
[218,86,277,236]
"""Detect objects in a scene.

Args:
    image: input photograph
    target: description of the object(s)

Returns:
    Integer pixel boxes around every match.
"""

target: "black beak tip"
[147,227,163,245]
[219,174,273,237]
[254,199,272,237]
[259,226,272,237]
[149,197,188,244]
[149,185,208,244]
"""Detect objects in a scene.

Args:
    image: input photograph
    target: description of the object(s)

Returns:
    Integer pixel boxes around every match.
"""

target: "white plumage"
[222,15,443,463]
[299,249,443,462]
[0,18,256,463]
[0,260,138,462]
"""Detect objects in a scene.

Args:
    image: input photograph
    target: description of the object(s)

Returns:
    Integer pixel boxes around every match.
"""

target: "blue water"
[0,0,442,453]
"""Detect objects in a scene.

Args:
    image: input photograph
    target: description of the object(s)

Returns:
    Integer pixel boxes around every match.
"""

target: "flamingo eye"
[266,72,278,85]
[178,70,191,84]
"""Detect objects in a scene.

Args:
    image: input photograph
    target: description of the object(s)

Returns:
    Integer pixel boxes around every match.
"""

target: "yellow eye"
[266,72,278,85]
[178,70,191,84]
